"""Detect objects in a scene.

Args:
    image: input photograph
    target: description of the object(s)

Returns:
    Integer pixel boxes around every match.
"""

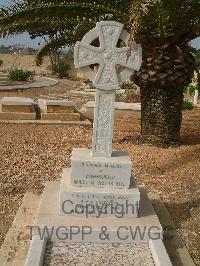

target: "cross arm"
[114,44,142,71]
[74,42,103,68]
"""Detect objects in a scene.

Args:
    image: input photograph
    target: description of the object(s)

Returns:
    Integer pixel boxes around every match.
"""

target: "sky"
[0,33,45,49]
[0,0,199,49]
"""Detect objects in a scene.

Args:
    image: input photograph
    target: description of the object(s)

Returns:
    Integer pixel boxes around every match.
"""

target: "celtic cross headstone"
[24,22,168,262]
[74,21,142,157]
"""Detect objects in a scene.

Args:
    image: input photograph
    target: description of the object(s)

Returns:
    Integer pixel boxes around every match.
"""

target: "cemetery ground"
[0,79,199,265]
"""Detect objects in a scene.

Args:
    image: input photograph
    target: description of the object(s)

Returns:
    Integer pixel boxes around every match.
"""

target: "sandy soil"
[0,80,199,264]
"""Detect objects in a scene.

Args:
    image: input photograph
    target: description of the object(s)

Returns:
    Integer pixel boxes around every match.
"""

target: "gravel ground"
[0,80,199,264]
[43,242,154,266]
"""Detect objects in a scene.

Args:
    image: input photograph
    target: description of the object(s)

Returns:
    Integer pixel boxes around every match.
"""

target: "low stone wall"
[65,57,85,80]
[0,54,51,75]
[0,54,84,79]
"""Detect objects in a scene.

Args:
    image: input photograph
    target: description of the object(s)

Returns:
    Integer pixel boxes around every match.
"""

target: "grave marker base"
[70,148,132,189]
[60,168,140,218]
[32,181,162,244]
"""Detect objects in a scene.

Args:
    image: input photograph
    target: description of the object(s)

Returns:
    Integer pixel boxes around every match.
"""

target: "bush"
[120,80,140,91]
[116,92,141,103]
[182,100,194,110]
[0,59,3,67]
[52,61,70,78]
[184,83,200,95]
[9,68,33,81]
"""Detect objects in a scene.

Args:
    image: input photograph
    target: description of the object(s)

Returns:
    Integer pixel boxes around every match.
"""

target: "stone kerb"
[38,99,76,113]
[0,97,91,123]
[38,99,81,121]
[0,97,36,120]
[0,77,58,92]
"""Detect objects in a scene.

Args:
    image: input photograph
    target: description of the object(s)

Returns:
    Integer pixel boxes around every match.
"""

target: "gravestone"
[25,21,172,266]
[0,97,36,120]
[74,21,142,157]
[38,99,80,121]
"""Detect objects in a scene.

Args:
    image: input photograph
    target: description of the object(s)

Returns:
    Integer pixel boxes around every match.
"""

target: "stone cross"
[74,21,142,157]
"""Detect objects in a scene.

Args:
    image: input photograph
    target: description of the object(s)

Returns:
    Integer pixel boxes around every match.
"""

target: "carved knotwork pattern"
[74,21,142,90]
[79,48,98,65]
[95,93,113,154]
[101,25,120,49]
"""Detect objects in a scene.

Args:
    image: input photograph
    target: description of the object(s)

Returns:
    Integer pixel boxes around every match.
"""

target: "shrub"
[52,61,70,78]
[120,80,140,91]
[0,59,3,67]
[116,92,141,103]
[182,100,194,110]
[123,93,141,103]
[9,68,33,81]
[115,93,125,102]
[184,83,200,95]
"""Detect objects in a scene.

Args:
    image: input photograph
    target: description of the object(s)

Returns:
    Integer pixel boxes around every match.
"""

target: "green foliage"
[0,1,128,38]
[0,45,12,54]
[129,0,200,41]
[115,92,124,102]
[116,91,141,103]
[9,68,33,81]
[52,61,70,78]
[0,0,199,64]
[182,100,194,110]
[120,80,140,90]
[195,49,200,67]
[184,83,200,95]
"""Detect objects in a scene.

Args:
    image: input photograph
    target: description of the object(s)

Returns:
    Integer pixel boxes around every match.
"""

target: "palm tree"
[0,0,199,144]
[128,0,200,144]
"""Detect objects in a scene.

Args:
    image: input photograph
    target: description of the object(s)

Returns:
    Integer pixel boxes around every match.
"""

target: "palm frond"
[128,0,200,45]
[0,1,132,38]
[36,19,96,65]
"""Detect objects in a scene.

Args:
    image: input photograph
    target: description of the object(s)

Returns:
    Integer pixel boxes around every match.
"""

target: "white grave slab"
[194,89,199,107]
[0,97,33,105]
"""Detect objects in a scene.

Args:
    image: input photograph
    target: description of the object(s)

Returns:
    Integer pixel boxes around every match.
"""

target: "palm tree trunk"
[140,84,184,144]
[132,43,195,145]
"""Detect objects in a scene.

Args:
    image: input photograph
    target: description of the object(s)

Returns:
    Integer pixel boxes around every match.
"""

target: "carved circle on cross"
[74,21,142,90]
